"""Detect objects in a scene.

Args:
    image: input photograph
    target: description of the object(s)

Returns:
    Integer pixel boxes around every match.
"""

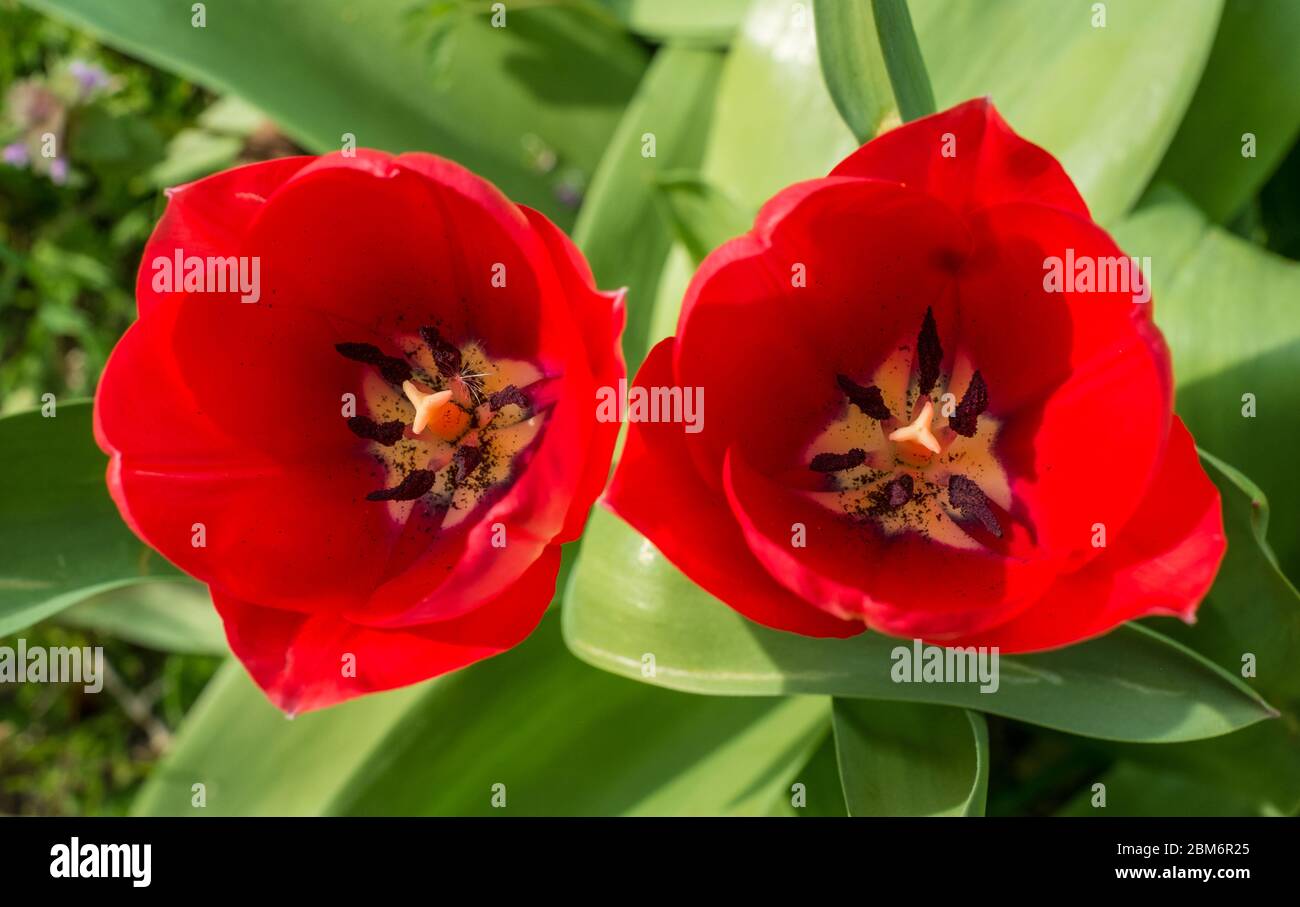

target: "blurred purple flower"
[68,60,112,100]
[48,157,69,184]
[2,142,29,167]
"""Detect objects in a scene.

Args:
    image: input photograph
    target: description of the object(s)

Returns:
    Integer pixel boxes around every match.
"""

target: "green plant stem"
[871,0,936,122]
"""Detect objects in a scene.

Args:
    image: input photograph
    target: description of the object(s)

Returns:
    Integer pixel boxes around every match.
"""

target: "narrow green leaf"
[0,402,179,636]
[573,45,724,367]
[563,508,1276,742]
[812,0,896,142]
[59,580,226,655]
[833,699,986,816]
[1147,0,1300,221]
[23,0,647,227]
[868,0,935,123]
[652,172,752,265]
[133,614,830,817]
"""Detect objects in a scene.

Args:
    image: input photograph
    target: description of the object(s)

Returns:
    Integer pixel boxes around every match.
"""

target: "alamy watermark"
[1043,249,1150,303]
[890,639,999,693]
[596,378,704,434]
[0,638,103,692]
[150,248,261,303]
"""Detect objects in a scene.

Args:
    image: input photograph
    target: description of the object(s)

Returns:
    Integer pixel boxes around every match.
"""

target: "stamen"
[836,374,892,420]
[367,469,436,502]
[810,448,867,473]
[488,385,530,413]
[949,370,988,437]
[419,325,463,377]
[869,474,914,513]
[948,474,1002,538]
[916,306,942,396]
[452,444,482,485]
[346,416,405,446]
[335,342,412,384]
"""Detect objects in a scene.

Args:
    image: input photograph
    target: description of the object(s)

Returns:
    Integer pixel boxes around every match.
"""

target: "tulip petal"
[604,339,861,639]
[213,545,561,713]
[937,419,1224,652]
[830,97,1090,218]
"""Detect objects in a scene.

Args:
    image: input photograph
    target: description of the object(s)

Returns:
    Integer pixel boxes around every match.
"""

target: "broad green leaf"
[1055,761,1269,817]
[833,699,986,816]
[24,0,647,227]
[1159,453,1300,705]
[563,508,1275,742]
[702,0,1221,224]
[0,402,179,637]
[698,0,857,213]
[812,0,895,142]
[133,614,829,816]
[1147,0,1300,221]
[1112,719,1300,816]
[769,729,849,816]
[1113,193,1300,575]
[1105,455,1300,816]
[652,172,751,265]
[59,580,226,656]
[599,0,751,46]
[573,45,724,366]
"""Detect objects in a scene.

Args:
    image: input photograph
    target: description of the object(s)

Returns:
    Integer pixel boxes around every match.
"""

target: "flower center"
[335,326,552,527]
[804,307,1011,551]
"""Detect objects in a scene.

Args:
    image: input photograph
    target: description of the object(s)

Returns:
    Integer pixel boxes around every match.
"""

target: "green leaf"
[0,402,179,637]
[1055,761,1269,817]
[812,0,896,142]
[652,172,751,265]
[769,729,849,816]
[1100,456,1300,816]
[598,0,751,46]
[1113,193,1300,575]
[1160,453,1300,705]
[573,45,724,367]
[702,0,1221,225]
[563,508,1275,742]
[133,614,830,816]
[1146,0,1300,222]
[23,0,647,227]
[59,580,227,655]
[833,699,987,816]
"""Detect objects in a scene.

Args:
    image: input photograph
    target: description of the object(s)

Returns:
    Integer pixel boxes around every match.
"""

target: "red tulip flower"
[606,100,1225,652]
[95,151,624,712]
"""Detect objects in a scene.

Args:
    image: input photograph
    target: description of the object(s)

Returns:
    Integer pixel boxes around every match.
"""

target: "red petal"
[831,98,1089,218]
[213,545,560,713]
[964,204,1172,554]
[95,295,398,607]
[519,205,627,542]
[722,447,1060,639]
[604,339,860,638]
[674,177,969,478]
[137,156,314,317]
[938,419,1224,652]
[238,152,569,365]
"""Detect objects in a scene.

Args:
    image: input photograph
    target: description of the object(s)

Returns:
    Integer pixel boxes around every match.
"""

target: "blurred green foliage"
[0,622,220,815]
